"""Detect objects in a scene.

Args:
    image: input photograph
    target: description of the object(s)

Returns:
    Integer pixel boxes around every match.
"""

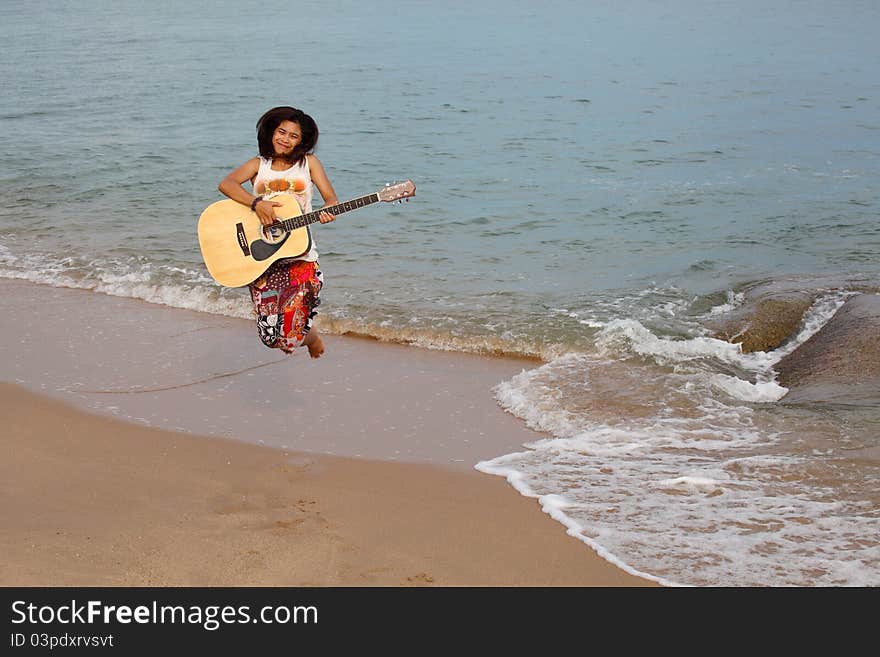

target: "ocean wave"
[0,264,250,320]
[303,315,556,360]
[0,259,557,361]
[483,344,880,586]
[482,285,880,585]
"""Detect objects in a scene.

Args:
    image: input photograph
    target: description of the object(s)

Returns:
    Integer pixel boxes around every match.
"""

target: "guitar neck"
[278,193,380,232]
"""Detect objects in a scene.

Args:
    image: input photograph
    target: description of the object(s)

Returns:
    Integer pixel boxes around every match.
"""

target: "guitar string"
[279,194,380,231]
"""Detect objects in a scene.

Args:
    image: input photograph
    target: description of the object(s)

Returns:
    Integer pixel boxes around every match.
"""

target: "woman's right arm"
[218,158,279,225]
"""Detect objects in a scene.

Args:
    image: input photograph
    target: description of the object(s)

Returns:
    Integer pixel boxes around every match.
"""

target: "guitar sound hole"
[261,224,285,244]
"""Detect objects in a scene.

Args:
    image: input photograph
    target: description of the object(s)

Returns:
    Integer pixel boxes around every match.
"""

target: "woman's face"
[272,120,302,157]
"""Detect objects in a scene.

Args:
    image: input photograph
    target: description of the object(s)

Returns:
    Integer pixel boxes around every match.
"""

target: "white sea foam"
[0,264,250,319]
[765,291,855,364]
[482,296,879,586]
[705,290,745,317]
[474,459,681,587]
[655,476,723,493]
[493,355,587,437]
[481,386,880,585]
[710,374,788,403]
[596,318,745,364]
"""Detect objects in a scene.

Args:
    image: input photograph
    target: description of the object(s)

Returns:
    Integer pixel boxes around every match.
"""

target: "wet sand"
[0,279,547,467]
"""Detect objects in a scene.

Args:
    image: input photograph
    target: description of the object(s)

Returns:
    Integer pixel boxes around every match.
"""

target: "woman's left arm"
[308,154,339,223]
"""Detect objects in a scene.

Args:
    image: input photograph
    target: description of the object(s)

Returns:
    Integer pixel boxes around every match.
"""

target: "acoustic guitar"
[198,180,415,287]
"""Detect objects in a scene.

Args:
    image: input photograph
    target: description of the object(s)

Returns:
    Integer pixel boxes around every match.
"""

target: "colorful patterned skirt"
[248,259,323,353]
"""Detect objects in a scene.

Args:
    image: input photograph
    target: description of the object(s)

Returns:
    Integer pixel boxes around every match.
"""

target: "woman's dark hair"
[256,106,319,165]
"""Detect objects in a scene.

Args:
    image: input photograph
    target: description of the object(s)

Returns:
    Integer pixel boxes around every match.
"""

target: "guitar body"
[198,194,311,287]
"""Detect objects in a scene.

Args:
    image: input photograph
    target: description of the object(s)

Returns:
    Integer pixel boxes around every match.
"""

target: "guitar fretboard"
[278,194,380,232]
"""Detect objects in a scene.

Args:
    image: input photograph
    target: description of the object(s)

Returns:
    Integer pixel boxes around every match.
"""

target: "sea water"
[1,0,878,585]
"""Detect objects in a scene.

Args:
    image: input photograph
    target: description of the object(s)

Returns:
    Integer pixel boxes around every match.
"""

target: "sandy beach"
[0,280,650,586]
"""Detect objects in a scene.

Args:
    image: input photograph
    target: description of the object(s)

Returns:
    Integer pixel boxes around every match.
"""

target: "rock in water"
[776,294,880,406]
[711,294,813,353]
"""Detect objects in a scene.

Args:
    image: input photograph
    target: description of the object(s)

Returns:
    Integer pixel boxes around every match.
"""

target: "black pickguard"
[248,228,311,262]
[249,233,289,261]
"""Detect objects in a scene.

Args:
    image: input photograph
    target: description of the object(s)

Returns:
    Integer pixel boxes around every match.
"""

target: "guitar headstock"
[377,180,416,203]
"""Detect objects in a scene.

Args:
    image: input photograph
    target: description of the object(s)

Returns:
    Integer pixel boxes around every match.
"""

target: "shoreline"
[0,278,545,469]
[0,278,653,585]
[0,382,651,586]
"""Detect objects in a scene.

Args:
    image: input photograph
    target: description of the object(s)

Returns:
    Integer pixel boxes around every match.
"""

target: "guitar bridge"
[235,223,250,256]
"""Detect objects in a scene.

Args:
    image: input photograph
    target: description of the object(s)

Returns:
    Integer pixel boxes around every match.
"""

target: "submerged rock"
[711,293,813,353]
[776,294,880,406]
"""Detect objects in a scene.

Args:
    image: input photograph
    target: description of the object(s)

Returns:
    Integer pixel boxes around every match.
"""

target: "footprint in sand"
[404,572,435,585]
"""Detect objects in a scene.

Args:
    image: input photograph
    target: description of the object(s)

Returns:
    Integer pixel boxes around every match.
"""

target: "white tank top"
[252,156,318,262]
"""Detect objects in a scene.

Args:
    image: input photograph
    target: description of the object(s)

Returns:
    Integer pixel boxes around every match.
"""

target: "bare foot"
[306,334,324,359]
